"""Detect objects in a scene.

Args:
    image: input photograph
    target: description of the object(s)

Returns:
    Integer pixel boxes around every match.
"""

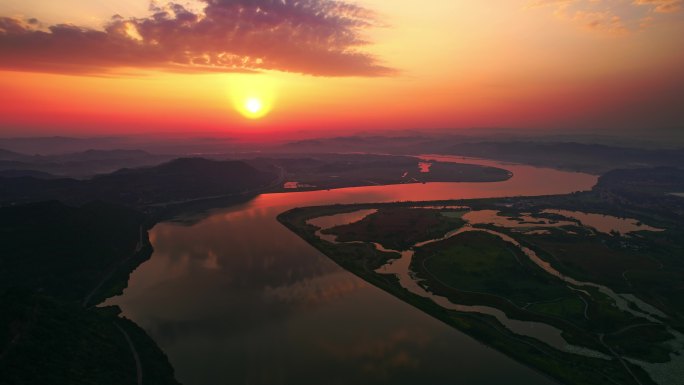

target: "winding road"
[115,322,143,385]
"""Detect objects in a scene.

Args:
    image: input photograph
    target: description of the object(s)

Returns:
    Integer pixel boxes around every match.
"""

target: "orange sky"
[0,0,683,136]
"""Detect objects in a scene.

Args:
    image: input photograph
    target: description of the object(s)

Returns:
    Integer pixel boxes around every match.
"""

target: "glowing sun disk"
[228,75,278,120]
[245,98,262,114]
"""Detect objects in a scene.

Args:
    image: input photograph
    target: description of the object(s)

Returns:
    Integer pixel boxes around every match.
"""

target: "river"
[105,156,597,385]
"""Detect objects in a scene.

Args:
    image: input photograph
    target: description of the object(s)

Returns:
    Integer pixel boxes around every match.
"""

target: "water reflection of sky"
[106,157,596,385]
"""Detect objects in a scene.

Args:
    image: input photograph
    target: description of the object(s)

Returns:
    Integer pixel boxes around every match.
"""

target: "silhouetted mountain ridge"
[0,169,56,179]
[0,147,173,177]
[0,148,33,161]
[0,157,278,207]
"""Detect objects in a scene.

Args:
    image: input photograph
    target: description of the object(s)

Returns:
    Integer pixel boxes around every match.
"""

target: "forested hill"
[0,157,278,207]
[0,201,180,385]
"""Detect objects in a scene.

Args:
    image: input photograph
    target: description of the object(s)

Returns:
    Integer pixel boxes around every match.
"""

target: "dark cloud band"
[0,0,393,76]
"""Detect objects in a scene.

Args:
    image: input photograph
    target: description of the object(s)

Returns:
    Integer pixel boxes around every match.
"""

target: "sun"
[228,75,278,120]
[245,98,263,114]
[236,95,271,119]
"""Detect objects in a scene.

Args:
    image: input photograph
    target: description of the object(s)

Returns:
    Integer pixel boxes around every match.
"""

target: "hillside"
[0,157,278,208]
[0,201,179,385]
[0,201,146,301]
[0,148,173,177]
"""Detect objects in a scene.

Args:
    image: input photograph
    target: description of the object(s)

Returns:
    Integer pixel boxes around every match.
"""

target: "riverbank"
[0,201,180,385]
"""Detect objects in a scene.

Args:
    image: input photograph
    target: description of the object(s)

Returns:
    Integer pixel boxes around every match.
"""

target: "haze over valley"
[1,0,683,384]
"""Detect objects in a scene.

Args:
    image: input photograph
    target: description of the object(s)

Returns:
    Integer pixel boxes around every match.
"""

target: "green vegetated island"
[279,167,684,385]
[0,154,509,385]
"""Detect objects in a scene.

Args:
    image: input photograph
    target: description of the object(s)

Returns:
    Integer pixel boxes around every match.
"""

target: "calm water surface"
[106,157,596,385]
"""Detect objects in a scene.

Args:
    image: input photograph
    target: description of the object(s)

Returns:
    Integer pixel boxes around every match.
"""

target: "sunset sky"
[0,0,682,136]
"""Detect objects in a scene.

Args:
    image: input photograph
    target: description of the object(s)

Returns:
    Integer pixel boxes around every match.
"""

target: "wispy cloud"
[633,0,682,13]
[0,0,393,77]
[528,0,682,35]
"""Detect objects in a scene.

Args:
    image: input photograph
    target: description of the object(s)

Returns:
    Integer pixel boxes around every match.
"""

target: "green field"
[325,207,466,250]
[413,231,572,307]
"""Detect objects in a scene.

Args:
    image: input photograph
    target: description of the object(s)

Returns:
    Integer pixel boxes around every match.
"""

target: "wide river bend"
[106,156,596,385]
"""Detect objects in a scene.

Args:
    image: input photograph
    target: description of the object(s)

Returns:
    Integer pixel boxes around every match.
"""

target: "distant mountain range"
[0,157,278,208]
[0,148,29,161]
[0,169,56,179]
[0,148,175,178]
[278,136,684,174]
[447,141,684,174]
[0,148,157,163]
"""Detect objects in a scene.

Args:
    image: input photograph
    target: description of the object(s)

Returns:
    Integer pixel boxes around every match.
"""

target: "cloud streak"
[0,0,393,76]
[529,0,682,35]
[634,0,682,13]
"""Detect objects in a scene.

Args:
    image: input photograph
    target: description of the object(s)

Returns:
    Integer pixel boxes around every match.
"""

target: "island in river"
[279,167,684,385]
